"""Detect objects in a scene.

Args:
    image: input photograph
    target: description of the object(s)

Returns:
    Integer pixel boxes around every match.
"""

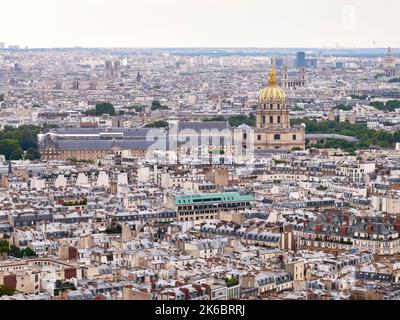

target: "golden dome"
[260,63,286,102]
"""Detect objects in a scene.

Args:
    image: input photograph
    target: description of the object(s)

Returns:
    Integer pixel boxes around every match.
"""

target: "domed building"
[383,47,398,77]
[254,63,305,151]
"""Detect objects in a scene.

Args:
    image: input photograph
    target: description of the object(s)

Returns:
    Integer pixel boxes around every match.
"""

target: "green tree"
[292,118,400,151]
[152,100,162,109]
[0,139,23,160]
[25,147,41,160]
[84,103,116,116]
[202,116,227,122]
[22,247,37,257]
[0,240,10,254]
[368,100,400,112]
[8,245,37,258]
[334,104,353,111]
[228,114,256,127]
[144,120,169,128]
[374,73,385,79]
[0,94,4,102]
[95,102,115,116]
[105,225,122,234]
[151,100,168,111]
[0,285,16,297]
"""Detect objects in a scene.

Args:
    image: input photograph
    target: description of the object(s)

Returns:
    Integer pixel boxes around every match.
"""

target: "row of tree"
[202,114,256,127]
[369,100,400,112]
[292,118,400,150]
[83,102,116,116]
[0,240,37,258]
[0,125,42,160]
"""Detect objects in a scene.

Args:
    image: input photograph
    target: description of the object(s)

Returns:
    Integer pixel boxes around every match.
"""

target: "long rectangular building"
[167,192,255,222]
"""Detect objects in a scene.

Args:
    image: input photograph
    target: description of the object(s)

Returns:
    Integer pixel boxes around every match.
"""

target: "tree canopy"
[0,125,42,160]
[334,104,353,111]
[84,102,116,116]
[388,77,400,83]
[292,118,400,151]
[144,120,169,128]
[228,114,256,127]
[0,240,37,258]
[0,285,16,297]
[369,100,400,112]
[0,139,23,160]
[151,100,168,111]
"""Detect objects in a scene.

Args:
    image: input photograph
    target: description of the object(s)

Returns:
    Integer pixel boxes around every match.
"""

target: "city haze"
[0,0,399,48]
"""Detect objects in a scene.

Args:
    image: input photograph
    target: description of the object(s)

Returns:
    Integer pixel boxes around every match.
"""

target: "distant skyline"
[0,0,399,49]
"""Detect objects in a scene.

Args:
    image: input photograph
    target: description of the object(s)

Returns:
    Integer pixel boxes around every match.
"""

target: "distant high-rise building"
[296,52,306,68]
[306,58,318,68]
[275,58,284,68]
[335,61,345,69]
[105,60,121,79]
[105,61,113,78]
[113,60,121,78]
[0,42,5,49]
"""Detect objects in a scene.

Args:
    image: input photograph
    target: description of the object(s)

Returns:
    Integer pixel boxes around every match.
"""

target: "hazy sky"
[0,0,398,48]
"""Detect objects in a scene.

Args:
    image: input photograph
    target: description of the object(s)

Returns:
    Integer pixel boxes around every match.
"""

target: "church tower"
[256,61,290,130]
[254,60,305,151]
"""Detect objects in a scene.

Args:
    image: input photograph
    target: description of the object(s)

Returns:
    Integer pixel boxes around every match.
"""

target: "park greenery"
[388,77,400,83]
[0,94,4,101]
[292,118,400,152]
[0,125,42,160]
[83,102,116,116]
[369,100,400,112]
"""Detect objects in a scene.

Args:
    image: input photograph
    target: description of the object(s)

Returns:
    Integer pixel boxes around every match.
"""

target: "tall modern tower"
[296,52,306,68]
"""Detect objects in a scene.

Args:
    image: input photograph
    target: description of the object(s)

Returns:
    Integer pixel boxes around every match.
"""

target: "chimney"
[394,218,400,232]
[340,226,348,235]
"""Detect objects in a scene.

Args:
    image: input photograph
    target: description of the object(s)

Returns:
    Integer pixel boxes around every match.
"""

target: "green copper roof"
[175,192,255,205]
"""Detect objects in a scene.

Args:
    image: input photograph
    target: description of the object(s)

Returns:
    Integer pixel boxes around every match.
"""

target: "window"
[270,116,273,124]
[270,104,273,109]
[274,134,281,140]
[258,135,262,141]
[277,116,281,124]
[243,133,247,139]
[293,135,297,141]
[277,104,280,110]
[263,116,266,124]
